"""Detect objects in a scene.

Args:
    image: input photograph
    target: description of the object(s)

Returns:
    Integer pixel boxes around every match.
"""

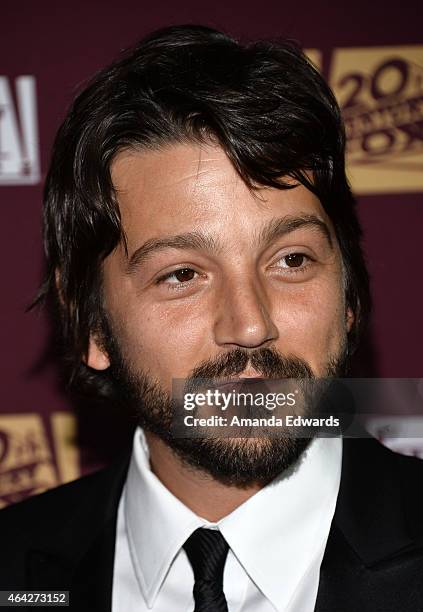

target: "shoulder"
[0,450,130,580]
[0,465,109,530]
[376,438,423,538]
[340,435,423,548]
[343,434,423,487]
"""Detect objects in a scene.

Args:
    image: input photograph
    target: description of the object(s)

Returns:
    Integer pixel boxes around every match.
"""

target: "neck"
[144,432,262,521]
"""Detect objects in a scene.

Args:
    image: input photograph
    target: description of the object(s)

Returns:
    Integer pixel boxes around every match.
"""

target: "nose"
[213,275,279,349]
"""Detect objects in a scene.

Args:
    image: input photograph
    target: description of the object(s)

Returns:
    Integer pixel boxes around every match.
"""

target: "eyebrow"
[126,214,333,274]
[126,232,221,274]
[255,214,333,251]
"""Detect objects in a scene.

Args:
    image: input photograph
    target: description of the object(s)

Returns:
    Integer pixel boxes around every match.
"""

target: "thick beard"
[100,314,348,487]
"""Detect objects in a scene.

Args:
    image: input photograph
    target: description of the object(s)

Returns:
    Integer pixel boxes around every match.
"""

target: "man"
[1,24,422,612]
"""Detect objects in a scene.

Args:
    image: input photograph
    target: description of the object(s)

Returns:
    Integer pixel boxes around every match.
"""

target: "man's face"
[89,141,353,484]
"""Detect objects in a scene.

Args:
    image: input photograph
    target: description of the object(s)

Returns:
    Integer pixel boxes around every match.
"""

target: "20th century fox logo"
[329,45,423,194]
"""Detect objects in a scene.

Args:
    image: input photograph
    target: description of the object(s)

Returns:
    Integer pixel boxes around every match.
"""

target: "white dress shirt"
[112,428,342,611]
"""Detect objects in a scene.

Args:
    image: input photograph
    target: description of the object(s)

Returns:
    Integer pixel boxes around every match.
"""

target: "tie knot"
[183,528,229,584]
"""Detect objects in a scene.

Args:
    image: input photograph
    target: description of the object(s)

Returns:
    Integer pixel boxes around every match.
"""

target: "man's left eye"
[159,268,198,284]
[276,253,309,268]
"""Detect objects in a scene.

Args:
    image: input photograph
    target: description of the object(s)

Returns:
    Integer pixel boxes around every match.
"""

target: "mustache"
[188,347,314,380]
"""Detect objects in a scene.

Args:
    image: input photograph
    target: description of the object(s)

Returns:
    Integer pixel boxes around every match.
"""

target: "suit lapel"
[69,516,117,612]
[26,450,131,611]
[315,436,416,612]
[27,524,116,612]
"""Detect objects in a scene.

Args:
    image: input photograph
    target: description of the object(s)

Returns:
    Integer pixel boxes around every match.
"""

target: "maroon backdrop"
[0,0,422,507]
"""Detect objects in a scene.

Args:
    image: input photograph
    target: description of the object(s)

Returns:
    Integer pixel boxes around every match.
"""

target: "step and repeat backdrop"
[1,0,422,507]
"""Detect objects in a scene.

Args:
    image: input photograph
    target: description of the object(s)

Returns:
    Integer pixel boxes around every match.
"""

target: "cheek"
[111,294,214,386]
[272,280,347,369]
[103,259,211,383]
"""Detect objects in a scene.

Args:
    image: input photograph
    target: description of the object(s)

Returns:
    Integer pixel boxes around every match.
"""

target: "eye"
[276,253,310,269]
[157,267,198,285]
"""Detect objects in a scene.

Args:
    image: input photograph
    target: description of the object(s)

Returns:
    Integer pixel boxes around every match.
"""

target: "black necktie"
[183,528,229,612]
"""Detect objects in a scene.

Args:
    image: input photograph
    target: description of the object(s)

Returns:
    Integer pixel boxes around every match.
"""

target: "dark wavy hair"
[37,24,370,397]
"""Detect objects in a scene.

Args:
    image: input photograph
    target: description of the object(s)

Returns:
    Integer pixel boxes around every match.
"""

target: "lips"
[211,377,267,392]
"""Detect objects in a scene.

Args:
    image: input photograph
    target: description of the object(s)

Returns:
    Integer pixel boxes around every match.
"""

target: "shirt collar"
[218,435,342,610]
[124,429,209,607]
[125,428,342,610]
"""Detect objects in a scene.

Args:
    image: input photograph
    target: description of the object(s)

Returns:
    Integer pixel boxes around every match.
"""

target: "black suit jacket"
[1,436,423,611]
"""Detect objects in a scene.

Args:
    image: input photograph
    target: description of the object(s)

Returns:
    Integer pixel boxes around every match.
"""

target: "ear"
[85,333,111,370]
[55,268,110,371]
[346,306,355,333]
[55,268,64,306]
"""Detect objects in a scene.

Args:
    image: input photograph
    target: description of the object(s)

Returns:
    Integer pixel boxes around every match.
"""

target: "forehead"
[111,142,330,246]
